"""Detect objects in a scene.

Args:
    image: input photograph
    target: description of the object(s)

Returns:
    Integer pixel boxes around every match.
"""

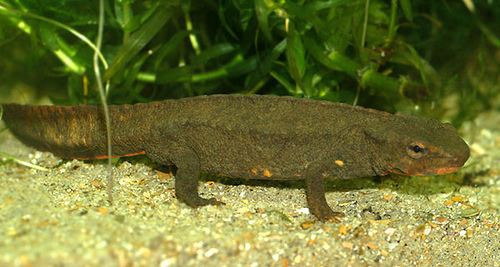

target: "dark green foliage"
[0,0,498,120]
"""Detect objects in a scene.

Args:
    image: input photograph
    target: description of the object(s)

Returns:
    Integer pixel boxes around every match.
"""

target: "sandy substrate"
[0,112,498,267]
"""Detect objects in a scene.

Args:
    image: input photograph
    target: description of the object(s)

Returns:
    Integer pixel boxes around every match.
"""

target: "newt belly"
[80,151,146,160]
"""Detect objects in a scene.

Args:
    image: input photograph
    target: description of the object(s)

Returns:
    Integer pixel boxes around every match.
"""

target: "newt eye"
[407,142,427,159]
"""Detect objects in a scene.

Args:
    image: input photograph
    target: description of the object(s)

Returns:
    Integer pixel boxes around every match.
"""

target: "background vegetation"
[0,0,498,124]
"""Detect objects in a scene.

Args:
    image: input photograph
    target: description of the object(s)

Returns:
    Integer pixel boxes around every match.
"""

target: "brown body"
[1,95,470,220]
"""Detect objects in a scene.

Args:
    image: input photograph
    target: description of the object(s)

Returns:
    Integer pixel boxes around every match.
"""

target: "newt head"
[367,115,470,177]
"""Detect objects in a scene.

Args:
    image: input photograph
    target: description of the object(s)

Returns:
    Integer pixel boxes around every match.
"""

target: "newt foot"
[314,209,345,222]
[181,196,225,207]
[204,197,226,206]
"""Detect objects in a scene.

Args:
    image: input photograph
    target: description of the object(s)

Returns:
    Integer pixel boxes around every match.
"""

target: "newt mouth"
[388,165,462,176]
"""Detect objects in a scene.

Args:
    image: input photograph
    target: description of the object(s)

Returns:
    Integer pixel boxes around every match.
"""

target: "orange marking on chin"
[391,166,460,176]
[433,166,460,175]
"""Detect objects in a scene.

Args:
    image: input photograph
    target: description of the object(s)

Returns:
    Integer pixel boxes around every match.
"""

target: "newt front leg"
[305,168,344,222]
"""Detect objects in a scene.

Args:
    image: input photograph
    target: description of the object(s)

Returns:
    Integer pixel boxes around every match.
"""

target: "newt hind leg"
[174,152,224,207]
[146,141,224,207]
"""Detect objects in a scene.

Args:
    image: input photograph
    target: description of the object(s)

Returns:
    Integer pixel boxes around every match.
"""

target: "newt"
[1,95,470,221]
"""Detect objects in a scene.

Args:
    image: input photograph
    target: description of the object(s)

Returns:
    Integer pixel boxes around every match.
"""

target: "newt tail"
[2,103,151,159]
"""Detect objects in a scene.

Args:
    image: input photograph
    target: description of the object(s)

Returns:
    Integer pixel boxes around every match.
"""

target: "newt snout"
[431,141,470,175]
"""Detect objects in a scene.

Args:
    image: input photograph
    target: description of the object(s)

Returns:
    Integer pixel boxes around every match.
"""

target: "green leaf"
[286,22,305,86]
[191,43,236,66]
[224,56,258,77]
[302,0,352,12]
[104,3,174,81]
[245,38,287,89]
[254,0,273,41]
[360,68,400,94]
[153,31,189,70]
[38,24,85,74]
[400,0,413,22]
[305,34,359,76]
[114,0,133,29]
[153,54,257,85]
[283,0,357,50]
[327,51,359,78]
[155,66,192,84]
[191,55,257,82]
[390,43,439,88]
[386,0,399,44]
[217,1,238,39]
[270,71,296,95]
